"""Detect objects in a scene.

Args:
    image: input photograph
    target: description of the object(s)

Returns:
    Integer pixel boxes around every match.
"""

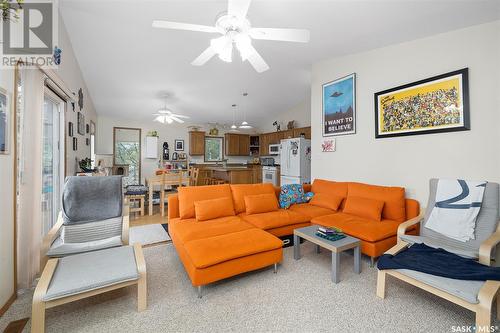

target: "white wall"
[57,16,97,176]
[256,98,311,133]
[311,21,500,204]
[0,68,15,311]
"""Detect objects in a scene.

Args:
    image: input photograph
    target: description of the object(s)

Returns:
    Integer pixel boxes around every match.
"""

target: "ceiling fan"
[153,97,189,124]
[152,0,310,73]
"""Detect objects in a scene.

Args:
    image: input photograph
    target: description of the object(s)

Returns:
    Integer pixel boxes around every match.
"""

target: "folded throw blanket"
[377,243,500,281]
[425,179,487,242]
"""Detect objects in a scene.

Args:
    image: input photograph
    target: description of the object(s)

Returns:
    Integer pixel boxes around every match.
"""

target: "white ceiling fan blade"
[191,46,217,66]
[245,45,269,73]
[152,20,219,33]
[170,116,185,124]
[171,114,189,119]
[228,0,251,18]
[249,28,310,43]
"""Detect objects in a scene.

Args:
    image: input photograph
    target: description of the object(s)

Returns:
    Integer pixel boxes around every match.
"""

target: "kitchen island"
[191,164,262,184]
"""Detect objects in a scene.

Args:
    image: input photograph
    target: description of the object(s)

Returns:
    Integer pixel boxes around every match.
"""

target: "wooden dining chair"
[159,171,183,217]
[189,167,200,186]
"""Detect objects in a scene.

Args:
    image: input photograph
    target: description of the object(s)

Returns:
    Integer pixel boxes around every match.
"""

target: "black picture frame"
[73,137,77,151]
[68,122,74,137]
[175,139,184,151]
[86,123,90,134]
[86,138,90,146]
[374,68,470,139]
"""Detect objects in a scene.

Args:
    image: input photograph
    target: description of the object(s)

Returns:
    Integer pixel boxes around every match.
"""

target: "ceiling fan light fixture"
[211,36,233,62]
[234,33,252,61]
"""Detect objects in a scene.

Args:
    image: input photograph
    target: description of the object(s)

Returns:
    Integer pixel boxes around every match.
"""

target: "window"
[204,137,223,162]
[113,127,141,185]
[41,90,65,235]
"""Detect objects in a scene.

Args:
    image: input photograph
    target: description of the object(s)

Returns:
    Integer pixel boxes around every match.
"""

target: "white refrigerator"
[280,138,311,185]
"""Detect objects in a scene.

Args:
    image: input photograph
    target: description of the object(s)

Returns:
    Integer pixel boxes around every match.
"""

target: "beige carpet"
[0,242,489,332]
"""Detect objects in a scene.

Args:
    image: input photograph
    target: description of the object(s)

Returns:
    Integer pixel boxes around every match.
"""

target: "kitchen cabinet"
[189,131,205,155]
[225,133,250,156]
[293,127,311,139]
[260,134,269,156]
[281,129,294,140]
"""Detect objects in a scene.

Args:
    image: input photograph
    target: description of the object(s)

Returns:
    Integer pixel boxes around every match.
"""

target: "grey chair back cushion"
[62,176,123,224]
[421,178,500,254]
[47,235,123,257]
[61,216,123,243]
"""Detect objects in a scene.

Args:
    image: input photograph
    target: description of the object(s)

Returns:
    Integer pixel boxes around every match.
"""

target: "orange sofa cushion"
[244,193,279,215]
[312,213,400,242]
[178,184,233,219]
[239,210,309,230]
[194,197,235,221]
[309,193,343,211]
[231,183,276,214]
[289,203,335,219]
[348,182,406,222]
[344,196,384,221]
[311,179,348,199]
[169,216,253,243]
[183,229,283,269]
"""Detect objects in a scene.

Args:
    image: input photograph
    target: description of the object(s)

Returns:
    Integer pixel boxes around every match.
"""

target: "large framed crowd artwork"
[322,73,356,137]
[374,68,469,138]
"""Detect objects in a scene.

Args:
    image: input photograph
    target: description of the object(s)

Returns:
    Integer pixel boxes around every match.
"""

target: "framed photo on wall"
[175,139,184,151]
[374,68,470,138]
[0,87,10,154]
[322,73,356,137]
[77,112,85,135]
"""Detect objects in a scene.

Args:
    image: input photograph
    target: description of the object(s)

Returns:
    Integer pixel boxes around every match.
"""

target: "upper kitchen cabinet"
[189,131,205,155]
[225,133,250,156]
[293,127,311,139]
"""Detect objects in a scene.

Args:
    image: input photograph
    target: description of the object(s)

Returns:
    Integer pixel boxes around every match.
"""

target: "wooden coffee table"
[293,225,361,283]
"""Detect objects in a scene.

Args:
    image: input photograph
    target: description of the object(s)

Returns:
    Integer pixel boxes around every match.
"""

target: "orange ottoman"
[181,228,283,297]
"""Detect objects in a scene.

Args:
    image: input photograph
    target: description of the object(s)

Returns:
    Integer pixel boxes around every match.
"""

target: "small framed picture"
[68,122,74,137]
[175,139,184,151]
[86,138,90,146]
[0,87,10,154]
[86,123,90,134]
[73,137,78,151]
[77,112,85,135]
[321,139,336,152]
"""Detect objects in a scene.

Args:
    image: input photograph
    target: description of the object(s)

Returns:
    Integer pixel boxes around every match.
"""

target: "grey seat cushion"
[61,216,123,243]
[416,179,500,256]
[47,235,123,257]
[397,269,484,304]
[399,235,478,259]
[43,246,139,301]
[62,176,123,225]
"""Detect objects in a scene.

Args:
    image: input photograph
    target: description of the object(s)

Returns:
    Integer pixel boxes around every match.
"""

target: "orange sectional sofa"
[168,180,420,291]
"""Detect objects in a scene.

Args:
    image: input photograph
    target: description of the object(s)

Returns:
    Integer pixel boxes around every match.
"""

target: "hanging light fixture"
[239,92,252,129]
[230,104,239,132]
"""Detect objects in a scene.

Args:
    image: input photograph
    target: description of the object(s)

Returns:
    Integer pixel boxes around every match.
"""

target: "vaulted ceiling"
[60,0,500,128]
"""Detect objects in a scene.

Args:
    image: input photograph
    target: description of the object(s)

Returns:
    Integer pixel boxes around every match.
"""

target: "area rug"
[129,224,170,246]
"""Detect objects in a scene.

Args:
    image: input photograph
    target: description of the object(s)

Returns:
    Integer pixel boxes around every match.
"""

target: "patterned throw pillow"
[279,184,312,209]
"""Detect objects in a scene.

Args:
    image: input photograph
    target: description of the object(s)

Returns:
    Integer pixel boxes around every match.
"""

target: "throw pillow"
[343,196,385,221]
[310,193,343,211]
[194,197,235,221]
[279,184,308,209]
[244,193,279,214]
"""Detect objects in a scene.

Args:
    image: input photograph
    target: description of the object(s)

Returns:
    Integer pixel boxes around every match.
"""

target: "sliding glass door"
[41,91,64,236]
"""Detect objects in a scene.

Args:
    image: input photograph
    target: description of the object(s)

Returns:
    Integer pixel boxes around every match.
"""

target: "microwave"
[269,144,280,155]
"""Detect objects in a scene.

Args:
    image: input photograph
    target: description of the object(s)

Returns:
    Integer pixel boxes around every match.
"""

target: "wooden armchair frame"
[40,201,130,270]
[377,207,500,330]
[32,243,146,333]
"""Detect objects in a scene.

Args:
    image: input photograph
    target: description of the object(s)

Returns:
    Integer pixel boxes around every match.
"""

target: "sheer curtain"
[16,65,45,289]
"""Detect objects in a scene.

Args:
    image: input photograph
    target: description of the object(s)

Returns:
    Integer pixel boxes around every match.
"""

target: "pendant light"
[230,104,239,132]
[239,92,252,129]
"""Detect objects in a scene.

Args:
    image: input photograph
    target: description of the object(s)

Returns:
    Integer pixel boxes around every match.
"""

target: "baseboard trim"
[0,292,17,317]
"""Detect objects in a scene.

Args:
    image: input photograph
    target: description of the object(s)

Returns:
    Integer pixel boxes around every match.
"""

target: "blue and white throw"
[426,179,487,242]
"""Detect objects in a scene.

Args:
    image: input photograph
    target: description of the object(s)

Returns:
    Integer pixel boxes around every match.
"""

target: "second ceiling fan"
[152,0,310,73]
